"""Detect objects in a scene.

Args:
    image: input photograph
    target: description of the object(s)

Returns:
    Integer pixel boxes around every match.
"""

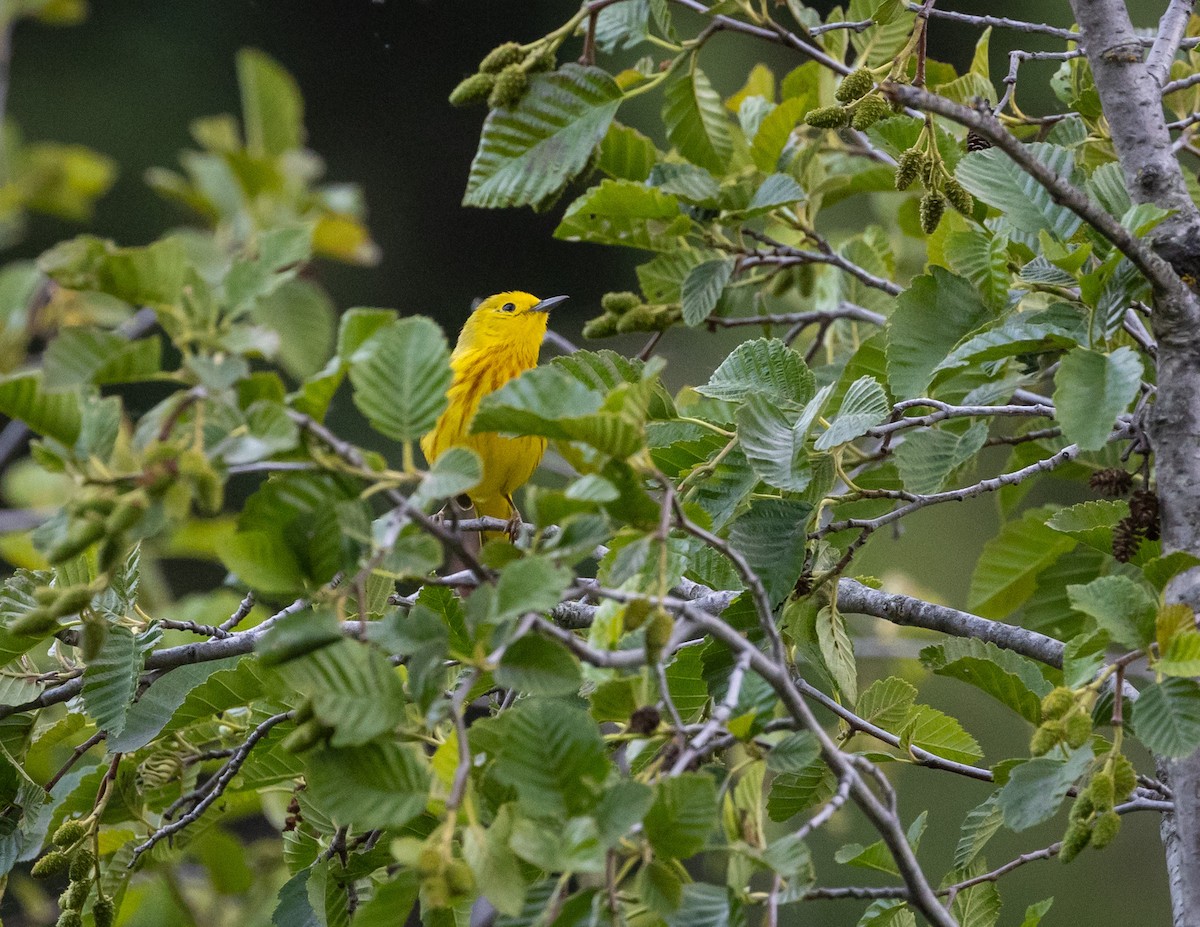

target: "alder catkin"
[835,68,874,103]
[479,42,523,74]
[805,105,849,129]
[919,192,946,234]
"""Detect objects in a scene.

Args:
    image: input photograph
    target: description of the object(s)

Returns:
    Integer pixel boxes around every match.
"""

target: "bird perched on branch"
[421,291,569,537]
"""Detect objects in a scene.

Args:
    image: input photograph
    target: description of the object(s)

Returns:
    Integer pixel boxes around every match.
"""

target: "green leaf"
[767,761,835,822]
[956,144,1082,245]
[954,793,1003,868]
[556,179,690,251]
[0,371,81,444]
[935,305,1086,377]
[1133,677,1200,757]
[856,676,918,730]
[465,64,623,209]
[697,338,815,408]
[942,230,1010,311]
[751,98,808,171]
[650,162,721,204]
[968,510,1077,618]
[111,655,241,752]
[82,624,140,737]
[948,862,1002,927]
[681,258,735,325]
[744,173,806,216]
[921,638,1051,723]
[1066,575,1156,650]
[644,773,718,859]
[1053,346,1143,452]
[1157,631,1200,677]
[161,657,276,735]
[350,316,452,443]
[663,61,733,173]
[304,741,430,829]
[1045,499,1127,553]
[887,268,992,400]
[1019,900,1055,927]
[894,422,988,494]
[493,699,610,816]
[766,731,821,773]
[816,606,857,703]
[275,639,406,746]
[272,869,320,927]
[901,705,982,765]
[238,48,303,156]
[998,745,1093,830]
[252,278,336,380]
[353,873,420,927]
[598,122,658,181]
[814,376,888,450]
[728,498,811,604]
[412,447,483,511]
[736,394,811,492]
[495,635,582,696]
[510,815,606,874]
[43,329,162,390]
[835,812,927,876]
[666,883,731,927]
[217,529,306,595]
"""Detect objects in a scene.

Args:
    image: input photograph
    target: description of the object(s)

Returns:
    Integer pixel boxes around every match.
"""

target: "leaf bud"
[1111,753,1137,800]
[1064,710,1093,749]
[601,291,641,315]
[1059,820,1092,863]
[1040,686,1075,721]
[10,606,59,637]
[894,148,923,191]
[479,41,523,74]
[448,72,495,108]
[835,67,874,103]
[69,849,96,882]
[919,191,945,234]
[850,95,891,130]
[46,520,105,565]
[943,177,974,214]
[488,64,529,109]
[92,897,115,927]
[623,597,653,631]
[1029,720,1062,756]
[31,849,71,878]
[1090,809,1121,849]
[644,607,674,661]
[804,105,849,129]
[52,819,88,848]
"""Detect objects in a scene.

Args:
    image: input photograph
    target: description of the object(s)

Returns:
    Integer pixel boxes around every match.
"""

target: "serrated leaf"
[998,745,1093,830]
[650,162,721,204]
[901,705,982,765]
[935,305,1085,378]
[0,371,81,444]
[814,376,888,450]
[921,638,1051,723]
[767,761,835,822]
[766,731,821,773]
[750,97,808,171]
[1067,575,1156,650]
[728,497,811,604]
[816,606,857,703]
[464,64,622,209]
[1053,346,1143,452]
[663,61,733,173]
[954,793,1003,868]
[941,230,1010,311]
[276,640,405,746]
[111,655,242,751]
[598,122,658,181]
[948,862,1001,927]
[894,422,988,494]
[856,676,917,730]
[82,624,139,736]
[644,773,717,858]
[1157,630,1200,676]
[682,258,735,325]
[956,144,1082,246]
[349,316,452,443]
[834,812,927,876]
[496,635,582,696]
[744,173,806,216]
[1133,677,1200,757]
[887,268,992,400]
[968,510,1077,618]
[305,741,430,829]
[736,394,811,492]
[666,883,731,927]
[697,338,815,407]
[43,329,162,390]
[217,529,306,595]
[556,179,691,251]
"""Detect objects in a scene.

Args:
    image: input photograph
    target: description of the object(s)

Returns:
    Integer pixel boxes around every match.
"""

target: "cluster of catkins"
[583,291,681,338]
[1090,469,1160,563]
[894,145,973,233]
[804,68,893,132]
[448,41,556,110]
[31,818,114,927]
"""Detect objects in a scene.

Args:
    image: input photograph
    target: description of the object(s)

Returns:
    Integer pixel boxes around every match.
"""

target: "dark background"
[4,1,1167,924]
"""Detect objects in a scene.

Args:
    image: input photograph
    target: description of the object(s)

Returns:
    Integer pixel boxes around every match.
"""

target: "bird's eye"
[501,302,516,313]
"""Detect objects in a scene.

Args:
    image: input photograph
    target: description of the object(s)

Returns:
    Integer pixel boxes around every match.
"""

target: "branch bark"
[1068,2,1200,924]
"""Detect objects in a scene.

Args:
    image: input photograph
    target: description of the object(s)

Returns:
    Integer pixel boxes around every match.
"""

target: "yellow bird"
[421,291,569,531]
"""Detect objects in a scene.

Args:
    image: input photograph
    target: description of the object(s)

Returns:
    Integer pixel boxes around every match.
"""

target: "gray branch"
[1148,0,1196,86]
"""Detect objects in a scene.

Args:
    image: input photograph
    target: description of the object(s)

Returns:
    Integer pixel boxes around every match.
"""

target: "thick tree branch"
[1148,0,1196,87]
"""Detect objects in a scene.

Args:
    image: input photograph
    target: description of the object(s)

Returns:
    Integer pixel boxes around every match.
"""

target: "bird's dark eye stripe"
[502,302,516,312]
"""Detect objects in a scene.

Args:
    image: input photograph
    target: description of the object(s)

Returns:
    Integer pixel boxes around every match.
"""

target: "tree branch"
[1148,0,1196,87]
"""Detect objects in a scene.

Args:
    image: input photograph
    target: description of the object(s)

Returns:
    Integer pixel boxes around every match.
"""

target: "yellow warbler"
[421,291,569,527]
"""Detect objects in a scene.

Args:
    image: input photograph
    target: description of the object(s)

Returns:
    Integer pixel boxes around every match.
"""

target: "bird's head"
[454,291,568,355]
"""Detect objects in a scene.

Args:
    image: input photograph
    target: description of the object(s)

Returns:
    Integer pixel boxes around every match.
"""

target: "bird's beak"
[532,295,569,313]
